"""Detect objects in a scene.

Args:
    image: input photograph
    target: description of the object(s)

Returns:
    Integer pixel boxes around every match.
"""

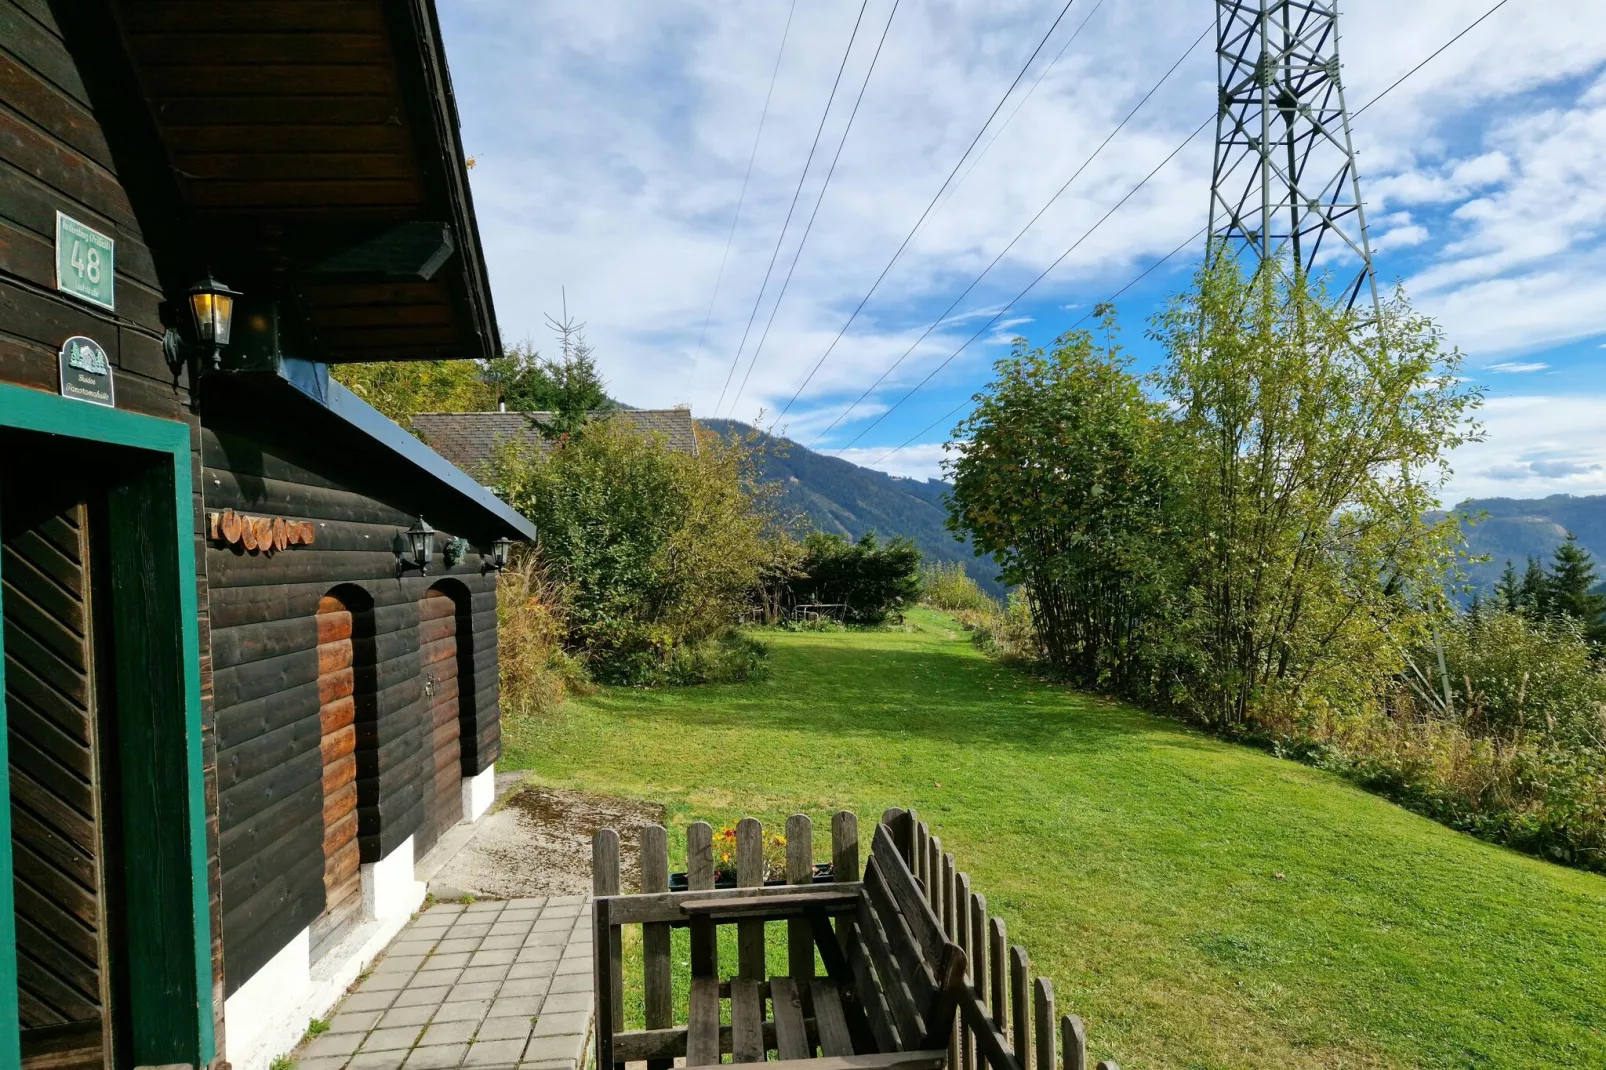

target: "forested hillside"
[1444,494,1606,592]
[699,419,1004,598]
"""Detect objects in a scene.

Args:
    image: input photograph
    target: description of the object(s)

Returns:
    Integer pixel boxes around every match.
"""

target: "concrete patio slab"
[292,896,593,1070]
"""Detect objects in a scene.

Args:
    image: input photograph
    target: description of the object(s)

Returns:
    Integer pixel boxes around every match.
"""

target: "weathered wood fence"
[592,807,1116,1070]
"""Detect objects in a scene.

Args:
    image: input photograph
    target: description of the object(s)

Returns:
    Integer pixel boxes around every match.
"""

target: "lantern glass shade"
[491,536,513,570]
[188,276,241,347]
[407,517,435,569]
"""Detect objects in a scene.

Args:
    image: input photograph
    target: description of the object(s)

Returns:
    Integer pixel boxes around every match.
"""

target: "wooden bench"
[594,815,968,1070]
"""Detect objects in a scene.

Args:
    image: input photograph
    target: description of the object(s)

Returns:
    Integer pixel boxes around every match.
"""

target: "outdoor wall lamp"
[395,516,435,576]
[163,274,242,383]
[483,535,513,574]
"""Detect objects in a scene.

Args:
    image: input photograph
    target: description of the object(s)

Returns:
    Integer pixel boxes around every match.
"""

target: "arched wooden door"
[417,587,463,857]
[312,594,361,960]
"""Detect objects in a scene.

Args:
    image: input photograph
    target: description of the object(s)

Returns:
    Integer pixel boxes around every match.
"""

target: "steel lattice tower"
[1208,0,1380,313]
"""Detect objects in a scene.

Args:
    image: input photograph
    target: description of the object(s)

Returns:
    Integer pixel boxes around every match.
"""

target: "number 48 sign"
[55,211,115,311]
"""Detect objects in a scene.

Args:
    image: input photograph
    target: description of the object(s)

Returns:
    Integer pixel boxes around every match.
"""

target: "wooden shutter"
[417,589,462,856]
[311,595,361,961]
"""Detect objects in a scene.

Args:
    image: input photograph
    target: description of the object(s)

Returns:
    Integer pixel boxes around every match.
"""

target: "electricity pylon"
[1208,0,1380,314]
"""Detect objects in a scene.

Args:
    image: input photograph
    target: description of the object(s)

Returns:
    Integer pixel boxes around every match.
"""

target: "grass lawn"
[502,609,1606,1069]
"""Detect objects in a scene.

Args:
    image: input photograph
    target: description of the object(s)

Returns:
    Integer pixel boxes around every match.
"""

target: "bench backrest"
[855,822,968,1052]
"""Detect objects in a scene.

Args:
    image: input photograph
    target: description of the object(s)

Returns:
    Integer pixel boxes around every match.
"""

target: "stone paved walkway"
[294,895,594,1070]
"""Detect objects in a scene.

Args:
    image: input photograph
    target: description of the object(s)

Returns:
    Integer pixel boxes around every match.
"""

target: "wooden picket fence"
[591,807,1116,1070]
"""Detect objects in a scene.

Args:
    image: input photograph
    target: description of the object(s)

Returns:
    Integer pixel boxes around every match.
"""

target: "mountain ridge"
[1438,493,1606,592]
[698,418,1005,598]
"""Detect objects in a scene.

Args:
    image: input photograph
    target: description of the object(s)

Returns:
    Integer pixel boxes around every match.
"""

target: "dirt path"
[428,777,665,899]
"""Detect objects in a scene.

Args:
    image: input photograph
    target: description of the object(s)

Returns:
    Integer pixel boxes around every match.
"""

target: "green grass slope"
[504,610,1606,1069]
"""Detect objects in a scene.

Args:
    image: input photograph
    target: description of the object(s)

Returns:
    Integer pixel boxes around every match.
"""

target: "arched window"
[311,584,374,961]
[416,581,473,857]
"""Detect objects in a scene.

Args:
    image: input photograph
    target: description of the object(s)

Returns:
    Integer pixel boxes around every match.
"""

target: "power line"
[1353,0,1510,118]
[934,0,1109,220]
[725,0,902,420]
[808,22,1209,447]
[686,0,798,399]
[1068,224,1205,329]
[854,0,1517,472]
[838,112,1213,453]
[767,0,1085,428]
[714,0,875,417]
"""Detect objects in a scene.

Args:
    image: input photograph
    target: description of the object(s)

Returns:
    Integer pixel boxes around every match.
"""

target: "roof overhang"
[112,0,500,363]
[205,360,536,543]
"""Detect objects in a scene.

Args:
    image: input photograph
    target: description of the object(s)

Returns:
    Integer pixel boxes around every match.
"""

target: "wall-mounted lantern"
[188,274,241,359]
[395,516,435,576]
[483,535,513,574]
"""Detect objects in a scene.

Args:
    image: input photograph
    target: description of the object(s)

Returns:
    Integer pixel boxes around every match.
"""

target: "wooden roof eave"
[373,0,501,366]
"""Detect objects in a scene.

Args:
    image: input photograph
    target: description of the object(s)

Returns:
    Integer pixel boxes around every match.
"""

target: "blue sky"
[437,0,1606,507]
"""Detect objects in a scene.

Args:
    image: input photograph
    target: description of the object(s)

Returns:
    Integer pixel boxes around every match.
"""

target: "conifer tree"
[1547,533,1606,643]
[1494,559,1522,613]
[1521,556,1549,618]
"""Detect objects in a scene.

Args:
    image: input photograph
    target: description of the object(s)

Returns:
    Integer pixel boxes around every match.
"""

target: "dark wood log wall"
[203,424,500,994]
[0,0,227,1048]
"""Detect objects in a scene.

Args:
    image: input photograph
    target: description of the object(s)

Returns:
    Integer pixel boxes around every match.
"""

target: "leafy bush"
[965,590,1040,661]
[663,630,771,686]
[920,561,996,614]
[499,416,777,683]
[789,531,922,625]
[1411,609,1606,749]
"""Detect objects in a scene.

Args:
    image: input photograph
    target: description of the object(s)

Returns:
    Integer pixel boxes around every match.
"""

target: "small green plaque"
[55,210,115,311]
[58,335,115,407]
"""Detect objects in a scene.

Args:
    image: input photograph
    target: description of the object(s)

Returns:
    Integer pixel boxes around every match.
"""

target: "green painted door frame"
[0,382,215,1068]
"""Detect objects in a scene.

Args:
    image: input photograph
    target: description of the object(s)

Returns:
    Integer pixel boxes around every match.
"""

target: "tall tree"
[946,310,1173,688]
[1151,254,1480,726]
[1547,532,1606,642]
[1521,556,1550,618]
[1494,559,1521,613]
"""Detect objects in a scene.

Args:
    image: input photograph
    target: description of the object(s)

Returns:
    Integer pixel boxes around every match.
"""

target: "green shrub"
[498,416,775,682]
[920,561,996,614]
[789,531,922,625]
[968,590,1040,661]
[1417,608,1606,749]
[663,630,771,686]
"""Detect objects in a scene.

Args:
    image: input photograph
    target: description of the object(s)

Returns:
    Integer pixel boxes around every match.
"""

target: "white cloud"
[1444,395,1606,503]
[1375,223,1430,251]
[1486,361,1549,373]
[828,442,952,481]
[436,0,1606,450]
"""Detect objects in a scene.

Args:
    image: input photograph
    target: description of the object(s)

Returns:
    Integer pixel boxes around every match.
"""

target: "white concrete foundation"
[224,836,428,1070]
[462,762,495,823]
[222,926,310,1066]
[364,833,427,922]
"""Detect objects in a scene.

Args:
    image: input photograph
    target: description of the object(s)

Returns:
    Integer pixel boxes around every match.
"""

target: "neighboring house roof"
[411,409,700,481]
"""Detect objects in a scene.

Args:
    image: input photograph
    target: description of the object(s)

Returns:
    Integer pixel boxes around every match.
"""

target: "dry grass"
[496,552,588,718]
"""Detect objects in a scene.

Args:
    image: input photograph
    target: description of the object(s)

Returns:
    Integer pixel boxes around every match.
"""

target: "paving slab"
[293,896,593,1070]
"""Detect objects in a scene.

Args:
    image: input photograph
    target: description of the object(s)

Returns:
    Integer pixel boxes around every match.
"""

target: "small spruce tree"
[1495,559,1522,613]
[1547,532,1606,643]
[1520,556,1550,618]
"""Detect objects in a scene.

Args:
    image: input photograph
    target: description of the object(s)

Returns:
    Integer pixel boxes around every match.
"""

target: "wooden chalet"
[0,3,533,1068]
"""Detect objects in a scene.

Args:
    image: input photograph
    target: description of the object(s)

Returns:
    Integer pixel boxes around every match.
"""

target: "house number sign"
[58,335,115,408]
[55,211,115,311]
